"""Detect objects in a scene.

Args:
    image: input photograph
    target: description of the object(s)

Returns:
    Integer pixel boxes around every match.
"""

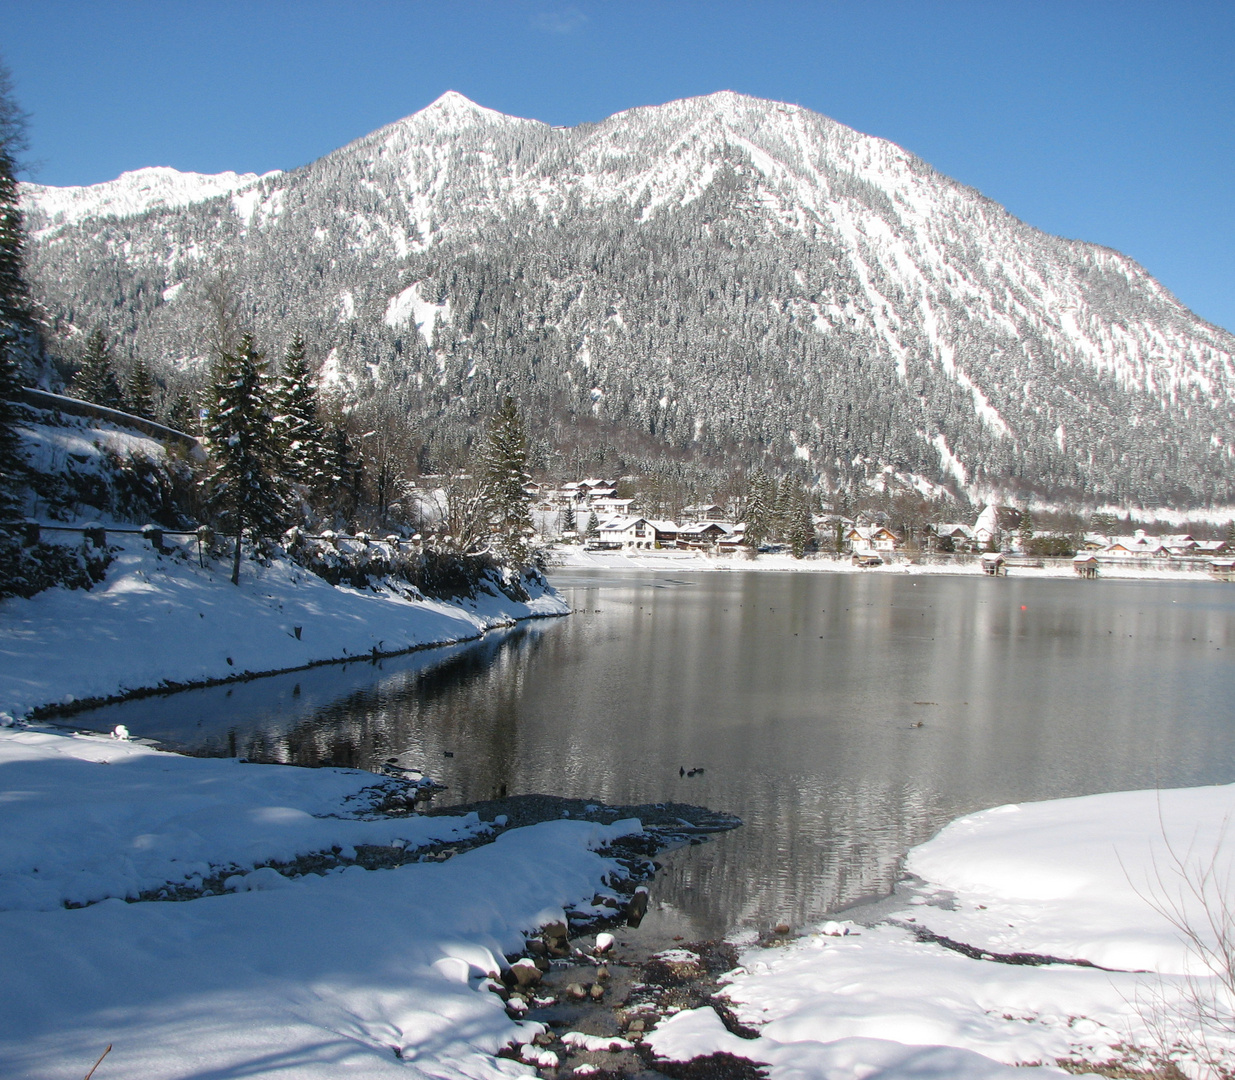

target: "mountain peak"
[412,91,538,128]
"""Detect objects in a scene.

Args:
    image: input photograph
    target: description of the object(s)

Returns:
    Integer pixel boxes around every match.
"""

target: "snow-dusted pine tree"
[74,328,124,410]
[125,356,157,421]
[272,334,327,498]
[786,482,814,559]
[743,470,773,550]
[479,396,533,563]
[0,65,32,519]
[561,501,576,537]
[202,334,289,583]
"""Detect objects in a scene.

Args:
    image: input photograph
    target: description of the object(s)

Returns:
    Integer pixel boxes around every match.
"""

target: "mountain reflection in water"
[65,570,1235,938]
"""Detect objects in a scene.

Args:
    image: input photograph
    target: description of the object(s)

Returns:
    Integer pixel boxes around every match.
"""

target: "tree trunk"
[231,516,244,585]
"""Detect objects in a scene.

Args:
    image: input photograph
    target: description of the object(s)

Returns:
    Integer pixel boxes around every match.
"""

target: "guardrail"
[18,387,207,461]
[0,521,429,553]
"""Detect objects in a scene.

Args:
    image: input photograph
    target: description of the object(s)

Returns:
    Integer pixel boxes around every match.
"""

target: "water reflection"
[67,571,1235,938]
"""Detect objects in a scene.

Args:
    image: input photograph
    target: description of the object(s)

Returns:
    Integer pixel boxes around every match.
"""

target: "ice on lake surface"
[68,570,1235,937]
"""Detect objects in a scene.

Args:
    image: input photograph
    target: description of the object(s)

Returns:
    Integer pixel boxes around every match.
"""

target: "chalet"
[677,521,736,549]
[1161,534,1197,554]
[929,523,976,551]
[589,497,635,519]
[1104,532,1171,558]
[680,503,727,522]
[973,505,1001,548]
[593,516,654,550]
[646,520,680,547]
[845,524,899,553]
[1196,540,1228,555]
[1211,559,1235,582]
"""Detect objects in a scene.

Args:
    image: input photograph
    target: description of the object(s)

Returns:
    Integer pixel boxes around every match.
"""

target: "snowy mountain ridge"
[21,165,278,238]
[19,91,1235,506]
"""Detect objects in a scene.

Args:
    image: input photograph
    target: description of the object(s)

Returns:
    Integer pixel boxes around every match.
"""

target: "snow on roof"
[973,504,999,535]
[597,515,647,531]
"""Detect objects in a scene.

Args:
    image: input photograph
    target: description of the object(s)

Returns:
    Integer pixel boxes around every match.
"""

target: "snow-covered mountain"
[22,166,278,239]
[20,91,1235,506]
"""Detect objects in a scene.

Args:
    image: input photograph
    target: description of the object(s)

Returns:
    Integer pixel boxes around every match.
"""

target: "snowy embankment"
[649,783,1235,1079]
[0,532,567,721]
[4,726,1234,1080]
[0,727,638,1079]
[554,545,1219,582]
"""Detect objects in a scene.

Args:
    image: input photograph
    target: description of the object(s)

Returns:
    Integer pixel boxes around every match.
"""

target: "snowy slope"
[22,91,1235,504]
[0,530,567,721]
[20,165,277,238]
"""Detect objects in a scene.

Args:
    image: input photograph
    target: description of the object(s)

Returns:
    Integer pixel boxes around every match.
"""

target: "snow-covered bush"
[282,528,544,603]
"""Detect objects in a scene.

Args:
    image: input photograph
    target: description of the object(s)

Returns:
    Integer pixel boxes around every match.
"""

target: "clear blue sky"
[4,0,1233,333]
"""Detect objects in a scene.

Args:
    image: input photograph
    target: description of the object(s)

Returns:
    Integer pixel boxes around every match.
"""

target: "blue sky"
[4,0,1233,332]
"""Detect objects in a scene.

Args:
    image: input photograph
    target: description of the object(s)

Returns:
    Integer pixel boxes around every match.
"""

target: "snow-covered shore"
[0,532,568,722]
[553,544,1221,582]
[649,783,1235,1079]
[0,727,638,1080]
[3,723,1232,1080]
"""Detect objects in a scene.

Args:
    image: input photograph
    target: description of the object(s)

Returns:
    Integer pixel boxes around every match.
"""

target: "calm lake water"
[67,569,1235,939]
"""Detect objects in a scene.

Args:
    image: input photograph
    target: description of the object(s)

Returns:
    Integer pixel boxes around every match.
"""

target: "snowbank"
[0,725,640,1080]
[0,532,567,720]
[647,784,1235,1079]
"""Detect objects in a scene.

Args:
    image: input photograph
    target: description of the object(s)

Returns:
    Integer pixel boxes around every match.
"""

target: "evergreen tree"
[479,396,534,562]
[74,328,124,410]
[773,475,799,543]
[742,470,773,550]
[0,64,32,519]
[125,356,157,420]
[0,334,23,519]
[787,482,814,558]
[202,334,289,583]
[318,421,363,527]
[561,501,576,536]
[272,334,333,518]
[585,510,600,540]
[165,391,200,435]
[1018,507,1035,549]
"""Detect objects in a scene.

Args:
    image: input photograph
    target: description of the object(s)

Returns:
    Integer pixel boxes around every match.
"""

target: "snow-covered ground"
[0,531,567,722]
[0,726,638,1080]
[649,783,1235,1079]
[4,725,1232,1080]
[553,544,1218,582]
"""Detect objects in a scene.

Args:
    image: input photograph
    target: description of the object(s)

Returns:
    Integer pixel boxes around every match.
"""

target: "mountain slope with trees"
[19,91,1235,508]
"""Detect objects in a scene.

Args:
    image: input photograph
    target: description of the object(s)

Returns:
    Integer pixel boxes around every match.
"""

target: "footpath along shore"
[553,543,1223,582]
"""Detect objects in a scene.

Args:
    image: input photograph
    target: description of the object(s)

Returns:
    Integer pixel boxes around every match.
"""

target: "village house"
[677,520,738,549]
[646,520,680,547]
[927,522,976,552]
[592,516,654,550]
[1104,531,1172,558]
[588,496,635,519]
[845,524,900,553]
[680,503,727,522]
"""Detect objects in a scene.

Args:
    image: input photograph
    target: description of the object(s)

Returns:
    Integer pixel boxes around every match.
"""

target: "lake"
[66,568,1235,940]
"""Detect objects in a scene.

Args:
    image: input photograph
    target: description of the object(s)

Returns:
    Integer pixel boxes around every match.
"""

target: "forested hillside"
[21,91,1235,507]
